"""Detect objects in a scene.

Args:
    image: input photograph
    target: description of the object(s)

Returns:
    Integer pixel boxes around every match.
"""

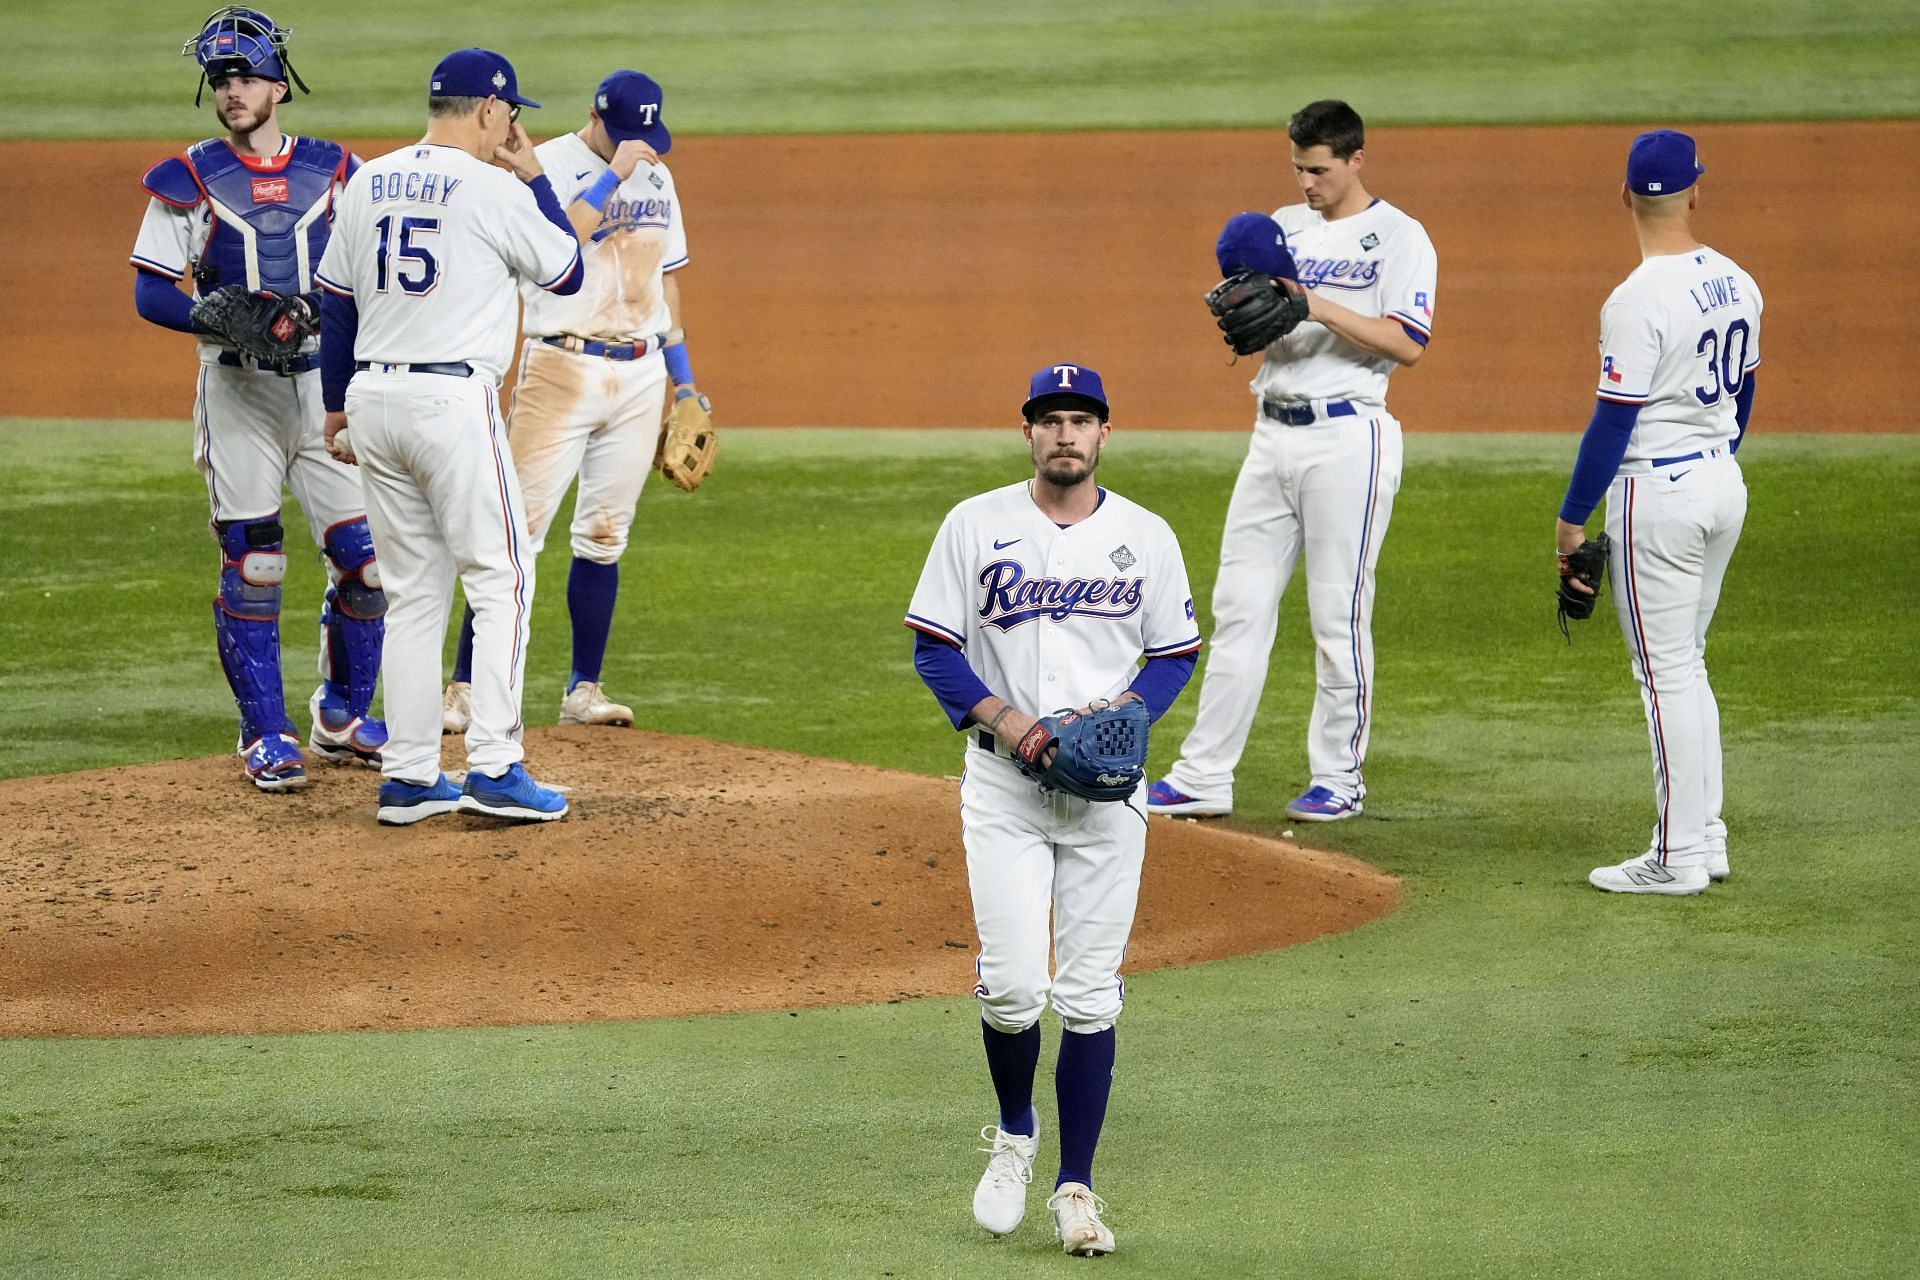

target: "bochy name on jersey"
[365,170,462,205]
[977,560,1146,630]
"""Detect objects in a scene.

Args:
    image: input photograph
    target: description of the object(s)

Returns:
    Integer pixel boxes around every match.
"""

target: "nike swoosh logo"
[575,170,593,181]
[993,538,1021,550]
[1670,470,1691,482]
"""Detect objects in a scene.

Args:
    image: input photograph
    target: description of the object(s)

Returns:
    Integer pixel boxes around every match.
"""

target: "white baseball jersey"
[906,482,1201,721]
[518,133,688,341]
[1253,198,1438,406]
[1596,246,1763,463]
[315,143,581,383]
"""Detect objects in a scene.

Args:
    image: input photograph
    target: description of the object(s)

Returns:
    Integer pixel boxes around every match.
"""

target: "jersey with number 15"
[1595,246,1762,464]
[315,143,581,383]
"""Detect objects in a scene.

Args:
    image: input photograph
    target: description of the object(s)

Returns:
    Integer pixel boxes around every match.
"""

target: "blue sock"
[1054,1026,1115,1189]
[981,1020,1041,1136]
[452,605,475,683]
[566,557,619,690]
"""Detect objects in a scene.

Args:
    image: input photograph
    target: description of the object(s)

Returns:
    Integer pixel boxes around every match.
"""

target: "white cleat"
[972,1123,1039,1236]
[559,680,633,728]
[1708,849,1730,882]
[441,681,471,737]
[1047,1181,1115,1256]
[1589,854,1709,896]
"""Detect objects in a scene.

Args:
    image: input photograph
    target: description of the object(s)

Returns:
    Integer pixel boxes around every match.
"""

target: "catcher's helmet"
[184,6,309,104]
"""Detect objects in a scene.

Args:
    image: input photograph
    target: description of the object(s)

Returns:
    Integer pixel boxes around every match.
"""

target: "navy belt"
[355,360,474,378]
[1261,398,1356,426]
[1649,449,1722,468]
[541,334,661,361]
[219,350,317,374]
[976,729,1002,756]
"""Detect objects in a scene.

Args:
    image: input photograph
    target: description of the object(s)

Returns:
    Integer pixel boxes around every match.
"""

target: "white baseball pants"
[961,750,1147,1034]
[507,339,669,564]
[192,359,363,536]
[1605,449,1746,869]
[346,371,535,786]
[1165,412,1403,805]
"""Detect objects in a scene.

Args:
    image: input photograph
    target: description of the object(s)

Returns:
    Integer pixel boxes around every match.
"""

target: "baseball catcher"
[1556,532,1613,639]
[1205,210,1310,355]
[1010,699,1152,802]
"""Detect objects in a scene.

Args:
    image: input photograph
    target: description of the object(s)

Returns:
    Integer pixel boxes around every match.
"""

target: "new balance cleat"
[441,681,472,736]
[1589,854,1709,896]
[1047,1182,1115,1257]
[309,697,387,767]
[972,1122,1040,1236]
[377,774,464,826]
[1285,785,1363,822]
[558,680,633,728]
[240,733,309,792]
[459,763,569,822]
[1144,778,1230,817]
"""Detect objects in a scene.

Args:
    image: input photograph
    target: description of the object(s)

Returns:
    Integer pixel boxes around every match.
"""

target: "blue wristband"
[580,168,622,214]
[664,341,694,386]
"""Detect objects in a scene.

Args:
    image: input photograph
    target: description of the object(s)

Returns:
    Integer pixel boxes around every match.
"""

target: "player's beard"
[219,99,273,136]
[1038,447,1099,488]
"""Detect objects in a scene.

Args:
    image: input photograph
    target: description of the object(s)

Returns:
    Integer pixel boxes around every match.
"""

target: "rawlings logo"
[1095,772,1135,786]
[250,176,289,204]
[976,560,1144,631]
[269,314,297,342]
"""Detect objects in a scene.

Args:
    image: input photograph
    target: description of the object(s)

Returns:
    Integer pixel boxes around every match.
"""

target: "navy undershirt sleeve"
[526,175,586,297]
[1125,652,1198,723]
[1732,372,1757,453]
[1558,397,1643,525]
[319,291,359,413]
[133,269,196,333]
[913,632,996,730]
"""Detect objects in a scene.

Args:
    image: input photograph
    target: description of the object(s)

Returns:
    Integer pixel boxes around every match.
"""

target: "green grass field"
[2,424,1914,1277]
[4,0,1918,137]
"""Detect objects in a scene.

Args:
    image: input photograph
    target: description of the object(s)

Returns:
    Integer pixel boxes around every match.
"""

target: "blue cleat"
[377,773,465,826]
[1144,778,1230,817]
[460,763,569,823]
[240,733,309,792]
[1284,785,1363,822]
[310,700,387,767]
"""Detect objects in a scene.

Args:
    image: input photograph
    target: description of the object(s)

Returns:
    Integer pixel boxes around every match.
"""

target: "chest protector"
[186,136,344,297]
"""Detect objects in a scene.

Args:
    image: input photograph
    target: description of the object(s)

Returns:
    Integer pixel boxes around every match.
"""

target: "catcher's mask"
[184,6,309,106]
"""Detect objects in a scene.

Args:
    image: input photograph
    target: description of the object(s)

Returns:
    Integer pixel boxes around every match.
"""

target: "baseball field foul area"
[3,1,1918,1276]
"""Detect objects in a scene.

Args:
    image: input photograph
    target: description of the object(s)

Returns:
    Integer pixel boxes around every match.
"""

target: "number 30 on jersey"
[1693,318,1751,406]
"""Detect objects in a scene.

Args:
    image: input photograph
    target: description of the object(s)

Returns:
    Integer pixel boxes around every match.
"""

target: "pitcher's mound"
[0,730,1399,1037]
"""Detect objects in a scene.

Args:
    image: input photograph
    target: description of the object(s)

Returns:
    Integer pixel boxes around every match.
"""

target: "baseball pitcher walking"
[442,69,704,735]
[315,49,585,825]
[907,364,1201,1256]
[1148,100,1437,824]
[130,6,386,792]
[1555,130,1761,895]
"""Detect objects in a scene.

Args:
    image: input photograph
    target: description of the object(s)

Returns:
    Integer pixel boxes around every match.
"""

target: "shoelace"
[1047,1184,1109,1223]
[976,1126,1034,1188]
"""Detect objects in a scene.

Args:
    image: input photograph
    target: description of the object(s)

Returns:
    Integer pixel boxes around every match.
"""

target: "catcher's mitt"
[1010,699,1151,803]
[189,285,315,370]
[1556,532,1614,639]
[1205,271,1310,356]
[657,389,717,492]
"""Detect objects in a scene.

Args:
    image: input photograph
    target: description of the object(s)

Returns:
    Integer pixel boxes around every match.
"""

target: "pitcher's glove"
[1011,699,1151,803]
[1205,271,1310,356]
[657,388,717,491]
[1556,532,1614,639]
[189,286,316,369]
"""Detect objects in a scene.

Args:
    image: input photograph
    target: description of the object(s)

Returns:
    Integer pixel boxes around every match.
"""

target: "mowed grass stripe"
[3,0,1918,138]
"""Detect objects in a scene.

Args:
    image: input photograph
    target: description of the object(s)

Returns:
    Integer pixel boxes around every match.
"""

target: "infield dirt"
[0,730,1398,1038]
[3,121,1914,430]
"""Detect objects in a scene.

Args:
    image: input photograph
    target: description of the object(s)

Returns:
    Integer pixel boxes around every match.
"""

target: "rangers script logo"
[976,560,1144,632]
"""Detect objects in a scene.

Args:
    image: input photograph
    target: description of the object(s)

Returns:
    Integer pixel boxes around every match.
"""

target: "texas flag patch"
[1602,355,1623,384]
[1414,290,1432,318]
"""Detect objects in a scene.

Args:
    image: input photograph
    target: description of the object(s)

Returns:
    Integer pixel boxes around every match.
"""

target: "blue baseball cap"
[1022,362,1109,421]
[595,70,671,154]
[1216,211,1297,280]
[1626,129,1703,196]
[429,48,540,108]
